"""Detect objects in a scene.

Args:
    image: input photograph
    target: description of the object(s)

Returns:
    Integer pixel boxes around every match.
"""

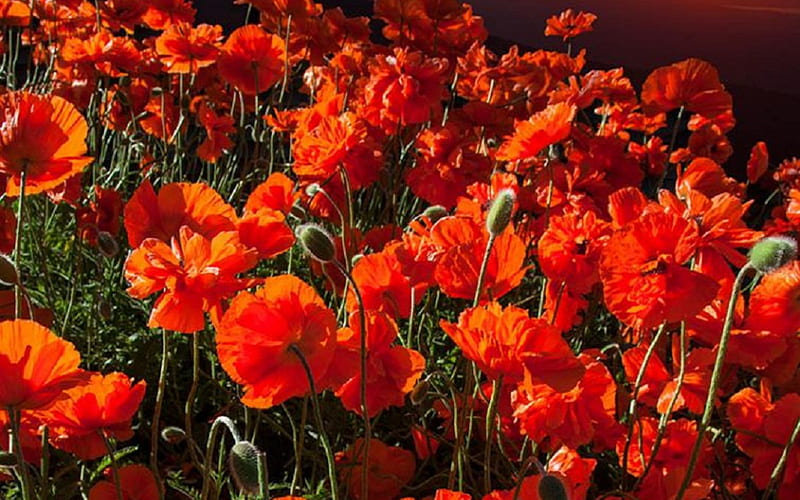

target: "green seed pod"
[160,426,187,444]
[0,451,18,466]
[296,224,336,263]
[229,441,261,495]
[421,205,448,224]
[0,254,18,286]
[538,474,568,500]
[485,189,516,237]
[748,235,797,273]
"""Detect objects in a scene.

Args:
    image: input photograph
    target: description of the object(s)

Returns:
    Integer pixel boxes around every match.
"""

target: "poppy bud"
[0,451,17,466]
[305,183,321,197]
[161,426,187,444]
[421,205,448,224]
[486,189,516,237]
[409,379,429,406]
[229,441,261,495]
[351,253,363,267]
[0,254,18,286]
[97,231,119,258]
[296,224,336,263]
[97,300,113,321]
[748,235,797,273]
[538,474,568,500]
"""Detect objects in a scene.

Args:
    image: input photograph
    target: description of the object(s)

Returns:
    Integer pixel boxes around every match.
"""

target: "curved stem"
[675,263,753,500]
[761,414,800,500]
[288,345,340,500]
[13,167,26,318]
[200,416,241,500]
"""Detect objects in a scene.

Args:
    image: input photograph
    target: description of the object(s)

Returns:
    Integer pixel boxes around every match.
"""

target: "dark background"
[196,0,800,173]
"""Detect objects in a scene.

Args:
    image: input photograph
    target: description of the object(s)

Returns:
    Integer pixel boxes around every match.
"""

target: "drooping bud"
[409,379,430,406]
[748,235,797,273]
[485,189,516,237]
[97,231,119,258]
[0,254,18,286]
[296,224,336,263]
[351,253,363,267]
[97,300,113,321]
[161,426,187,444]
[538,474,568,500]
[229,441,262,495]
[304,183,321,197]
[421,205,448,224]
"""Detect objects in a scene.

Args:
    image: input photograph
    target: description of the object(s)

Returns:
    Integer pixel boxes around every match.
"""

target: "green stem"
[483,376,503,493]
[13,167,26,319]
[8,407,32,500]
[185,332,204,474]
[150,330,170,499]
[675,263,753,500]
[761,414,800,500]
[473,234,497,307]
[100,432,123,500]
[288,345,340,500]
[200,416,241,500]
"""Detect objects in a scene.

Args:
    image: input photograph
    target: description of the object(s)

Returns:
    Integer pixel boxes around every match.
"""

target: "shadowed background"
[196,0,800,173]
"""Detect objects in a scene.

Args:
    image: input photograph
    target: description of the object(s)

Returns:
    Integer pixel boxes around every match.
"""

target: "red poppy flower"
[538,211,611,294]
[0,0,30,26]
[41,372,146,460]
[155,22,222,74]
[88,464,160,500]
[196,102,235,163]
[218,25,286,96]
[124,180,237,248]
[324,311,425,417]
[336,438,415,500]
[142,0,195,31]
[747,142,769,184]
[0,410,44,464]
[544,9,597,41]
[728,388,800,497]
[495,102,576,165]
[0,204,15,253]
[641,58,733,118]
[346,247,427,319]
[124,227,258,333]
[431,216,529,303]
[513,353,619,451]
[60,30,141,78]
[215,275,337,409]
[748,261,800,337]
[76,186,123,247]
[0,319,82,410]
[0,92,92,196]
[363,47,449,133]
[441,302,584,391]
[236,207,295,260]
[434,490,471,500]
[599,211,719,330]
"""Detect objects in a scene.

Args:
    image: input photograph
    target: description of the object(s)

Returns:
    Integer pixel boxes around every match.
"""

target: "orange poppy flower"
[0,319,82,410]
[97,0,147,33]
[196,102,235,163]
[544,9,597,41]
[431,216,528,303]
[41,372,146,460]
[215,275,337,409]
[495,102,575,165]
[0,410,44,464]
[88,464,160,500]
[60,30,141,77]
[124,180,237,247]
[0,92,92,196]
[237,188,295,260]
[142,0,195,31]
[124,227,258,333]
[599,211,719,330]
[441,302,584,391]
[324,311,425,417]
[155,22,222,74]
[748,260,800,337]
[217,25,286,96]
[747,141,769,184]
[538,211,611,294]
[0,0,30,26]
[346,247,427,319]
[336,438,415,500]
[641,58,733,118]
[363,47,449,133]
[138,94,182,142]
[434,490,470,500]
[76,186,123,247]
[728,388,800,496]
[617,417,714,500]
[513,354,619,451]
[245,172,298,215]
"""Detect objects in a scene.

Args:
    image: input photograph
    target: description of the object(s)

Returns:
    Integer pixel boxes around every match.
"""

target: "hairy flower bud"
[161,426,187,444]
[0,254,18,286]
[296,224,335,263]
[538,474,568,500]
[229,441,262,495]
[748,235,797,273]
[421,205,448,224]
[486,189,516,237]
[97,231,119,258]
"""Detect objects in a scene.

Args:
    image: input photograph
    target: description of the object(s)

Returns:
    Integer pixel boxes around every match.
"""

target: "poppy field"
[1,0,800,499]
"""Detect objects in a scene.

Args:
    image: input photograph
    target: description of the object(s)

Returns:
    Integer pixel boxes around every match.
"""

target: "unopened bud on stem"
[486,189,516,237]
[296,224,336,263]
[229,440,262,495]
[748,235,797,273]
[538,474,568,500]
